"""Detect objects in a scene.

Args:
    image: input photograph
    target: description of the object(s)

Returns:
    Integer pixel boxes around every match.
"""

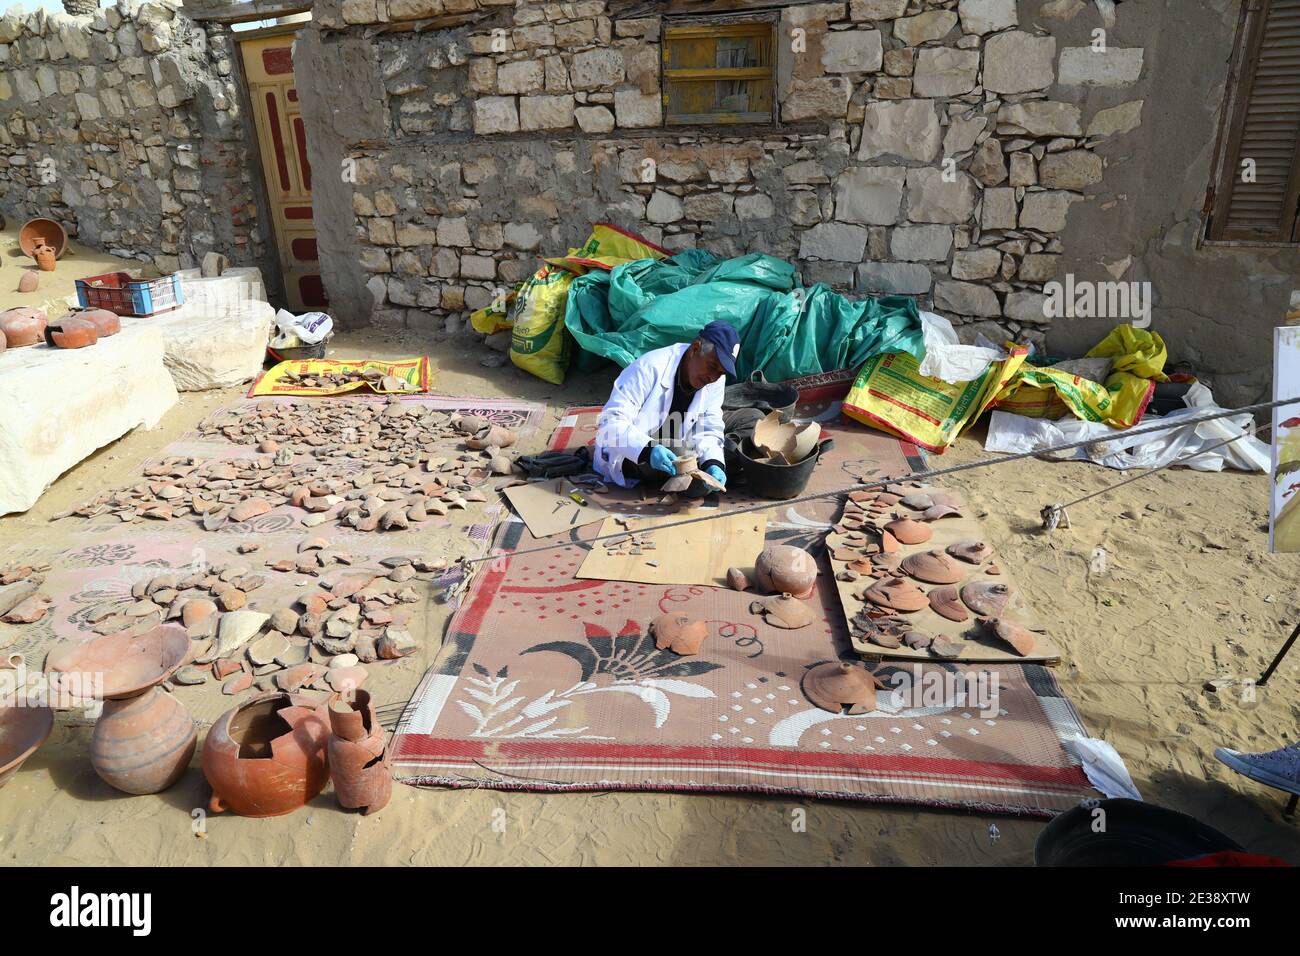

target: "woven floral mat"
[391,407,1096,815]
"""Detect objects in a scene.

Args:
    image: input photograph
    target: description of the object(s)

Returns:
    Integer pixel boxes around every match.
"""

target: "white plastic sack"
[271,309,333,349]
[917,311,1006,384]
[1064,737,1142,801]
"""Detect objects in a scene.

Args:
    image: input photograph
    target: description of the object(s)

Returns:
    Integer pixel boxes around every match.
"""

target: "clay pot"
[202,692,331,817]
[45,316,99,349]
[948,541,993,564]
[652,613,709,654]
[45,624,189,700]
[77,308,121,337]
[34,243,56,272]
[802,661,882,715]
[900,550,967,585]
[17,271,38,294]
[0,307,48,348]
[0,703,54,790]
[863,576,928,612]
[91,686,197,794]
[327,690,392,815]
[18,218,67,260]
[753,544,817,599]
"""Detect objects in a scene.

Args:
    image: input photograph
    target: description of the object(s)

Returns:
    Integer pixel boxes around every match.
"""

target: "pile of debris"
[0,562,53,626]
[55,400,517,532]
[274,367,416,393]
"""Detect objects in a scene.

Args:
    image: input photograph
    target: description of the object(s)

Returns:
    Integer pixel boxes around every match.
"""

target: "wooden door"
[240,31,326,311]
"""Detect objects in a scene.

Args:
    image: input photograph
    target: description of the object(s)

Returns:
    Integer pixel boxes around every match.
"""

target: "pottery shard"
[79,309,121,337]
[947,540,993,564]
[0,579,39,617]
[989,618,1036,656]
[248,631,290,667]
[377,628,417,659]
[726,567,750,591]
[751,593,816,629]
[900,550,967,585]
[222,672,254,695]
[2,594,51,623]
[231,498,272,522]
[269,608,299,635]
[327,666,368,693]
[47,317,99,350]
[17,271,39,293]
[214,610,270,657]
[802,661,883,715]
[927,585,969,623]
[181,598,217,628]
[961,580,1014,618]
[884,517,932,545]
[863,577,929,612]
[651,614,709,655]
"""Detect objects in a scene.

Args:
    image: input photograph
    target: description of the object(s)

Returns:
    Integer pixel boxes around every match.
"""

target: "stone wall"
[297,0,1146,348]
[0,0,273,279]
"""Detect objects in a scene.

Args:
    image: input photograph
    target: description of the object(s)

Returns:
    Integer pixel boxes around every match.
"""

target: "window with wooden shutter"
[1208,0,1300,242]
[662,21,775,126]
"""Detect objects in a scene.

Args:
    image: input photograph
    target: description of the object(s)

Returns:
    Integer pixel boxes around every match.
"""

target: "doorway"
[239,27,326,312]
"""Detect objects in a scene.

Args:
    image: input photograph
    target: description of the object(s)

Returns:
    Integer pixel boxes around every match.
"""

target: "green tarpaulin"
[564,251,926,381]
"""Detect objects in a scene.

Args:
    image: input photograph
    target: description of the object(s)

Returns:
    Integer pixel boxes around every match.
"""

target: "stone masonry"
[298,0,1145,348]
[0,0,272,277]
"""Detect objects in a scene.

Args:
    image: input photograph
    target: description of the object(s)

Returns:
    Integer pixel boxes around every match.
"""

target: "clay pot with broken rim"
[947,541,993,564]
[884,517,932,545]
[900,550,967,585]
[802,661,883,715]
[45,623,190,700]
[750,593,815,629]
[961,580,1015,618]
[752,544,817,599]
[651,613,709,654]
[44,316,99,350]
[0,307,47,348]
[0,702,54,789]
[327,690,392,816]
[202,692,331,817]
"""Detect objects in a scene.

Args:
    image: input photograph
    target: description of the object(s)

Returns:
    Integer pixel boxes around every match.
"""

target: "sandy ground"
[1,315,1298,865]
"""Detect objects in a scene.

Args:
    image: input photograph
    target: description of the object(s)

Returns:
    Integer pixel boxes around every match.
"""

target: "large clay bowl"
[18,218,68,260]
[44,624,189,700]
[0,703,55,789]
[203,693,330,817]
[91,686,196,795]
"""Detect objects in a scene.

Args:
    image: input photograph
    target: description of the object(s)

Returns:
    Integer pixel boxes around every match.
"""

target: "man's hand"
[649,445,677,476]
[705,465,727,488]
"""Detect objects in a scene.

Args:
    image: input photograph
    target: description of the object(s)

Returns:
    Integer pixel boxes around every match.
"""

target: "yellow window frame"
[662,22,775,126]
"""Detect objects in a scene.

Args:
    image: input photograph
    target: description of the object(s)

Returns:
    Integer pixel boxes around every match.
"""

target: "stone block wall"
[298,0,1145,347]
[0,0,271,276]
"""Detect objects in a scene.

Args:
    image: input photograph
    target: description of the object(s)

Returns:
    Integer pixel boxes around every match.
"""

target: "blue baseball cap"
[698,320,740,378]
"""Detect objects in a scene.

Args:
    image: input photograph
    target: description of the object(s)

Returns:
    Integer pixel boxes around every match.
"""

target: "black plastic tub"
[728,435,832,500]
[723,371,798,422]
[1035,799,1243,866]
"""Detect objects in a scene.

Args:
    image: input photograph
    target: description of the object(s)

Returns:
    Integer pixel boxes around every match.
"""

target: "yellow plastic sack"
[509,265,575,386]
[544,221,670,273]
[843,346,1028,453]
[993,325,1168,428]
[469,287,517,335]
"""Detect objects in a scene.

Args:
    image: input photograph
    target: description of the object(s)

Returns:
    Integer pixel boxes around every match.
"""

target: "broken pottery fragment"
[725,567,750,591]
[863,577,928,612]
[0,307,46,348]
[987,619,1037,657]
[231,498,272,522]
[327,690,392,815]
[947,541,993,564]
[749,593,816,629]
[45,317,99,349]
[884,517,932,546]
[77,309,120,337]
[960,580,1014,618]
[900,550,967,585]
[929,636,963,659]
[214,610,270,658]
[651,614,709,655]
[801,661,883,715]
[752,544,817,599]
[927,585,969,623]
[17,271,38,293]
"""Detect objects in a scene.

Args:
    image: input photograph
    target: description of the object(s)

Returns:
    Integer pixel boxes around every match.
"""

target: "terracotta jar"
[753,544,818,599]
[34,242,56,273]
[17,271,38,294]
[203,692,331,817]
[0,703,55,790]
[45,316,99,350]
[327,690,392,816]
[77,309,121,337]
[90,686,196,795]
[0,308,47,348]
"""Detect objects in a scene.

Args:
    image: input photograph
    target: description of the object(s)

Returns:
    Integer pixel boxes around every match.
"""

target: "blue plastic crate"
[74,271,185,317]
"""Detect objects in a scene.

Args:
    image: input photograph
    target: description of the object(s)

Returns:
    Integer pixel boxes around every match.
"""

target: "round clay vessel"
[863,577,928,612]
[202,692,330,817]
[802,661,881,715]
[651,613,709,654]
[45,316,99,350]
[91,686,196,794]
[947,540,993,564]
[885,517,932,545]
[753,544,817,599]
[0,307,48,348]
[900,550,967,585]
[17,270,39,293]
[327,690,392,816]
[18,218,67,259]
[34,244,56,272]
[45,624,189,700]
[0,703,54,789]
[961,580,1015,618]
[77,308,121,337]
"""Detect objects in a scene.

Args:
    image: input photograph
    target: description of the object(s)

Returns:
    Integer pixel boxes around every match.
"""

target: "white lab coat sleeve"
[595,358,658,484]
[692,379,727,469]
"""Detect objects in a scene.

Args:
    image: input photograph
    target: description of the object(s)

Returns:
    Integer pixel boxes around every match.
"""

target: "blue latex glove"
[705,465,727,488]
[649,444,677,476]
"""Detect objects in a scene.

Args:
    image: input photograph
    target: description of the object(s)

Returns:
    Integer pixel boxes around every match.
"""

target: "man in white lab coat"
[594,320,740,497]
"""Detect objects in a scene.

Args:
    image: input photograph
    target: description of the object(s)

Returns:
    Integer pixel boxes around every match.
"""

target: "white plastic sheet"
[1065,737,1142,801]
[917,310,1006,384]
[985,397,1270,473]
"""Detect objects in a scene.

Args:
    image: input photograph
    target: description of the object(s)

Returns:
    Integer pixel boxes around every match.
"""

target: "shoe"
[1214,743,1300,796]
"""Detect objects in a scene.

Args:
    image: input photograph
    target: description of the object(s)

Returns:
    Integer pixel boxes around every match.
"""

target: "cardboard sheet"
[577,512,766,587]
[828,488,1064,664]
[504,479,611,538]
